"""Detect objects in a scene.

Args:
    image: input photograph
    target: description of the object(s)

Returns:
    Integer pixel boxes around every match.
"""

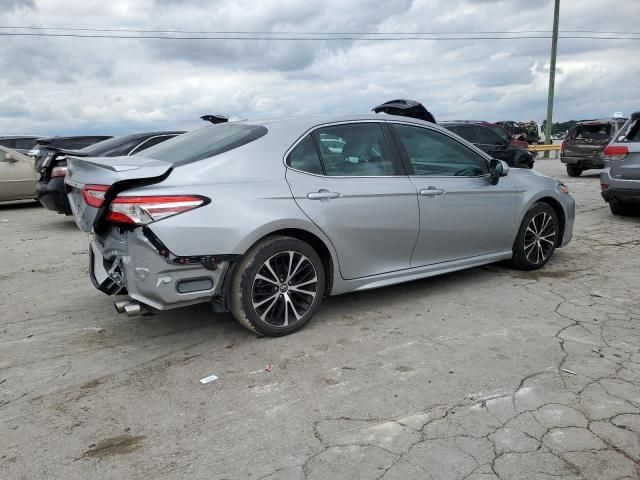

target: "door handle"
[307,190,341,200]
[419,187,445,197]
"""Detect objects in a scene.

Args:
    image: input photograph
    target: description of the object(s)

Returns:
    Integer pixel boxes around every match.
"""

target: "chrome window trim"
[283,119,494,179]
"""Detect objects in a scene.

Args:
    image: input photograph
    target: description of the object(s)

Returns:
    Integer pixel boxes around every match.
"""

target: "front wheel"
[229,236,325,336]
[511,203,559,270]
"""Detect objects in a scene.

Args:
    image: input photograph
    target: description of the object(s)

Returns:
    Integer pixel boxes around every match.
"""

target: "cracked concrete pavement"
[1,160,639,479]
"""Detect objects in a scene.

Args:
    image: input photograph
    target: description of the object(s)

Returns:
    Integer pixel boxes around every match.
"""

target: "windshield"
[140,123,268,165]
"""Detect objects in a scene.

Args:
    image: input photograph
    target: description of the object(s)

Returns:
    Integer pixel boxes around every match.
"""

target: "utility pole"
[544,0,560,145]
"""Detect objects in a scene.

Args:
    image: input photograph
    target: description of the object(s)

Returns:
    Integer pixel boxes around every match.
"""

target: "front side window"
[286,135,323,175]
[392,124,488,177]
[312,123,395,176]
[476,126,505,146]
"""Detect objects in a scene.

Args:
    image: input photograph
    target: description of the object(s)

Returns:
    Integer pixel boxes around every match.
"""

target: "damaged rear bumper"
[89,228,231,311]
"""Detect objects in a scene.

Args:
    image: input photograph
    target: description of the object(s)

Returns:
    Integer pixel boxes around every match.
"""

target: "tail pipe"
[114,299,144,317]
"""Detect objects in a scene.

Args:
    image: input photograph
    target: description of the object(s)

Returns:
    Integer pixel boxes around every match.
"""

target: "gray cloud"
[0,0,638,136]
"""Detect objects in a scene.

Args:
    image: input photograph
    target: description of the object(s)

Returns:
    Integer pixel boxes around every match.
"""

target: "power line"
[0,32,638,41]
[0,25,639,36]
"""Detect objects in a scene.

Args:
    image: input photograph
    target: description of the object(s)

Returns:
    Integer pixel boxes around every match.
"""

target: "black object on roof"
[201,114,229,124]
[372,99,436,123]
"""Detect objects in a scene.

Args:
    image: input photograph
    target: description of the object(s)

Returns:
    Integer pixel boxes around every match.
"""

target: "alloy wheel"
[524,212,556,265]
[251,251,318,327]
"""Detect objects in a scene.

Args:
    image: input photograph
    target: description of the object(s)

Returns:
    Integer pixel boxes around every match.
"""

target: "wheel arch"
[239,225,338,296]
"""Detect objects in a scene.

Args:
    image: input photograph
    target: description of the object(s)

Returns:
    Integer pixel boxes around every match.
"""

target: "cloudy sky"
[1,0,639,136]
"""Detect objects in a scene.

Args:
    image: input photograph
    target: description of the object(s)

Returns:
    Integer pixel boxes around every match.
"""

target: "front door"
[389,123,517,267]
[285,122,419,280]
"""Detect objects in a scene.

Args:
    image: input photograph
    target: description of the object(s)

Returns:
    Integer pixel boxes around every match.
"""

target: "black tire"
[566,165,582,177]
[609,198,631,216]
[511,203,559,271]
[229,235,325,336]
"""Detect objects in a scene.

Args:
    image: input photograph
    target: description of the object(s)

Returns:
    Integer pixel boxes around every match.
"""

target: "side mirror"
[489,159,509,184]
[5,153,18,163]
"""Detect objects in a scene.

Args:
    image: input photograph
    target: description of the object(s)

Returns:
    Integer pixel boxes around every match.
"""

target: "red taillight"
[51,166,68,178]
[106,195,206,225]
[603,145,629,161]
[82,185,110,208]
[560,141,566,153]
[601,183,609,191]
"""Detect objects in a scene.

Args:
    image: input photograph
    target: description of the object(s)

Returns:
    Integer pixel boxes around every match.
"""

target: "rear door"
[610,117,640,180]
[285,122,419,280]
[389,123,517,266]
[0,147,36,200]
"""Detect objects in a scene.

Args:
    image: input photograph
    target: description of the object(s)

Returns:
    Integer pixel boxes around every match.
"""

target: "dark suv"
[37,131,184,214]
[440,121,534,168]
[29,136,112,171]
[0,136,40,155]
[561,118,627,176]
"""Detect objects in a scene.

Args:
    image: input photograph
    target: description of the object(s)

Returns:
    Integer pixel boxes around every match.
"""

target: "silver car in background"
[66,114,575,336]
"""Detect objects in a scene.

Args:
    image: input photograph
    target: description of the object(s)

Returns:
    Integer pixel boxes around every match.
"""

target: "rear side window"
[620,118,640,142]
[449,125,479,144]
[287,135,323,174]
[312,123,395,176]
[131,135,176,155]
[141,124,267,165]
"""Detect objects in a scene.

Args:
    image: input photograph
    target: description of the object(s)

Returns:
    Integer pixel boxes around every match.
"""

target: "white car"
[0,145,38,202]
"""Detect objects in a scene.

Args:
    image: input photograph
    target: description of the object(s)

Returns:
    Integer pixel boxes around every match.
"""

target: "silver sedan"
[66,114,575,336]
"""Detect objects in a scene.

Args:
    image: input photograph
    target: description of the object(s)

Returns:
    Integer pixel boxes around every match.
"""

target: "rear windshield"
[571,124,612,144]
[140,124,267,165]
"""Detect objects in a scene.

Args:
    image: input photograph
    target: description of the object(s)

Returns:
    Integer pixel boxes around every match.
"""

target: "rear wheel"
[609,198,631,216]
[511,203,559,270]
[566,165,582,177]
[229,236,325,336]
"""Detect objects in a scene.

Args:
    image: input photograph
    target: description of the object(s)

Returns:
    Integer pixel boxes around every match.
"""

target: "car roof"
[241,113,443,131]
[0,135,41,140]
[576,118,627,125]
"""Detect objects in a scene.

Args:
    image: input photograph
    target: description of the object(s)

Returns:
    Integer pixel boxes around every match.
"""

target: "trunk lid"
[65,155,173,232]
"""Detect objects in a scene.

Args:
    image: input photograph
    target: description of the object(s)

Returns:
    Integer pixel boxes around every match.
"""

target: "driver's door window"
[391,124,488,177]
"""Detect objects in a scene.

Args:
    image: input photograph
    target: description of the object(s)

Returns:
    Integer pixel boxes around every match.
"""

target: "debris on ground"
[199,374,218,384]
